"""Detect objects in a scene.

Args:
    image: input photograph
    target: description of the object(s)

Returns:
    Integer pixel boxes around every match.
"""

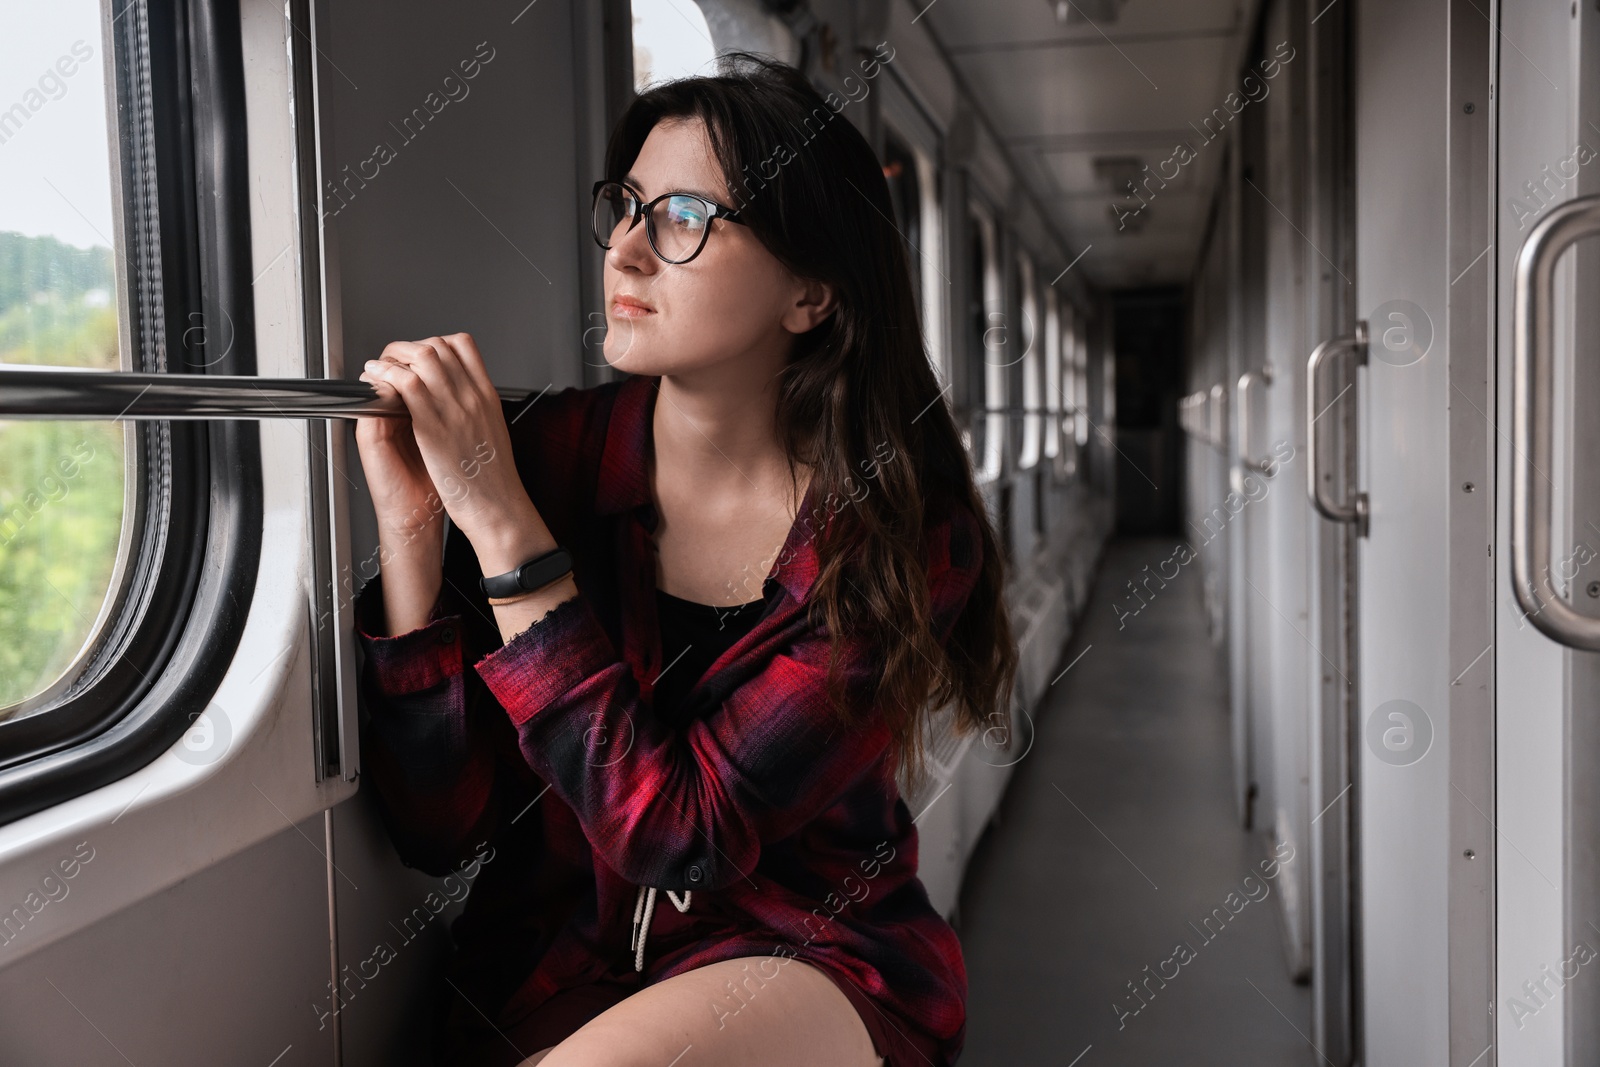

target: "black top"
[652,576,781,728]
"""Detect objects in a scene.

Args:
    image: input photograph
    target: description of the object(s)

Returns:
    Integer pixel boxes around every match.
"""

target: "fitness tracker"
[479,547,574,600]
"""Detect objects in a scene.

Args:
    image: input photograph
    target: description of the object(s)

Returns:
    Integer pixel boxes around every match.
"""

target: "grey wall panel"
[321,0,591,704]
[1354,0,1453,1060]
[332,791,467,1067]
[316,3,591,1063]
[1259,0,1313,981]
[321,0,585,394]
[1493,2,1595,1065]
[1302,0,1360,1059]
[1563,10,1600,1065]
[0,818,335,1066]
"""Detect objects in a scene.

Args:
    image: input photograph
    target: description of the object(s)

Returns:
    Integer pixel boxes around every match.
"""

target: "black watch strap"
[480,547,574,599]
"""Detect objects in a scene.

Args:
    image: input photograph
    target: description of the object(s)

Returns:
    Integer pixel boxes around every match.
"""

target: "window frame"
[0,0,263,826]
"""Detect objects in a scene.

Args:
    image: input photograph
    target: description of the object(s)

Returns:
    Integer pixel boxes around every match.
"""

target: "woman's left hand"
[359,333,548,565]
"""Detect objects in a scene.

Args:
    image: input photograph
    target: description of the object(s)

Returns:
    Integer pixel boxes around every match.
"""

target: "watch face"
[516,549,571,592]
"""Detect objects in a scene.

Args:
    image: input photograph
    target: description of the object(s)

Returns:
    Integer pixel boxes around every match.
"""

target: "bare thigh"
[513,956,883,1067]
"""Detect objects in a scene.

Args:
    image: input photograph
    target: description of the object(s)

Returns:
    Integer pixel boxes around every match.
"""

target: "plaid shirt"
[353,373,981,1064]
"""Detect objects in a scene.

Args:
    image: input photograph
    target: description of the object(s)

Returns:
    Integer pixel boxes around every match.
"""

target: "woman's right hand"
[354,355,447,635]
[355,362,444,550]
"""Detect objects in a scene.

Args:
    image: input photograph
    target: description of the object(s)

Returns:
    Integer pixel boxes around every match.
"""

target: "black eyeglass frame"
[590,179,746,264]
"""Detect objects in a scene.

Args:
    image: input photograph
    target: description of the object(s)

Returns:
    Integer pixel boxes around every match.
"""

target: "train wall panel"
[1257,0,1313,980]
[1354,0,1454,1060]
[331,789,469,1067]
[0,818,337,1067]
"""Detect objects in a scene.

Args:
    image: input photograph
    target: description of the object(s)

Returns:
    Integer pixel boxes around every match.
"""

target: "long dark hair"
[605,52,1017,797]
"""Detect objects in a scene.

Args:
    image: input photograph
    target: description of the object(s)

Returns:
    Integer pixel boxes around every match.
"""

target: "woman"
[351,52,1016,1067]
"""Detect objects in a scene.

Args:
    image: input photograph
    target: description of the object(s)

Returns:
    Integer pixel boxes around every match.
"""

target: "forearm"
[472,595,852,891]
[376,525,445,637]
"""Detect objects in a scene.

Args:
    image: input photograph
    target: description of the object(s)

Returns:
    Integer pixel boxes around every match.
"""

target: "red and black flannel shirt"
[353,373,981,1065]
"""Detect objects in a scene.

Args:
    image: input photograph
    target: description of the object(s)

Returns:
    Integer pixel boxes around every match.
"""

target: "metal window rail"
[0,365,535,420]
[0,374,1090,424]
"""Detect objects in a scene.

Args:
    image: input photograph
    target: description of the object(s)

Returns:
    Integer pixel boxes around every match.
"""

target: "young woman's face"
[600,117,827,377]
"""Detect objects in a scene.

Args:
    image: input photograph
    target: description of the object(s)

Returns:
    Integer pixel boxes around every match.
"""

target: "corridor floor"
[956,537,1316,1066]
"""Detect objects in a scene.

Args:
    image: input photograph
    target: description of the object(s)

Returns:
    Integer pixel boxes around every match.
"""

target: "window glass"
[881,131,923,311]
[1063,311,1078,450]
[1017,253,1040,469]
[965,210,988,464]
[913,151,945,384]
[1043,287,1060,460]
[975,211,1003,483]
[1075,321,1090,447]
[631,0,716,93]
[0,0,129,718]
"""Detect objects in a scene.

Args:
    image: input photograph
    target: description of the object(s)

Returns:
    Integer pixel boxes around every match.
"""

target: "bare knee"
[515,1046,558,1067]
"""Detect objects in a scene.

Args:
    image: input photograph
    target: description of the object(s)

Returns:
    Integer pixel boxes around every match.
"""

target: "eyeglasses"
[590,179,745,265]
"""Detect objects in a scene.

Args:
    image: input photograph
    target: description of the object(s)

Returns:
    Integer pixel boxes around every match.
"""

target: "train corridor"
[958,538,1314,1066]
[6,0,1590,1061]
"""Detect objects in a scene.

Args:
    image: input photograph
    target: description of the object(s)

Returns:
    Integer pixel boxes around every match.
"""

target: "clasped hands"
[355,332,556,580]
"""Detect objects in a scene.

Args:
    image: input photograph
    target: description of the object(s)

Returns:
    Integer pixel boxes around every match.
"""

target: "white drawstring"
[631,884,692,972]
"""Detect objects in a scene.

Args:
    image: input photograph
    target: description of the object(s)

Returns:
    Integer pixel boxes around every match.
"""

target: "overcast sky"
[0,1,115,251]
[633,0,717,91]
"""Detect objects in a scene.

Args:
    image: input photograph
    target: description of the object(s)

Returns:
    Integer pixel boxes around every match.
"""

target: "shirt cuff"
[473,590,618,728]
[353,574,465,698]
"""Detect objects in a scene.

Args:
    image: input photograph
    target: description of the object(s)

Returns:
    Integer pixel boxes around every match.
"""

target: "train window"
[1017,252,1040,470]
[963,210,985,462]
[1059,302,1080,478]
[630,0,716,91]
[1062,303,1079,465]
[1043,286,1060,462]
[1074,317,1089,448]
[913,149,945,385]
[968,203,1003,484]
[882,128,947,384]
[882,129,924,311]
[1,3,130,719]
[0,0,259,824]
[1060,307,1073,441]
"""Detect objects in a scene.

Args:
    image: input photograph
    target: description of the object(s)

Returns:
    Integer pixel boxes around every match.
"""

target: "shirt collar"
[594,374,822,605]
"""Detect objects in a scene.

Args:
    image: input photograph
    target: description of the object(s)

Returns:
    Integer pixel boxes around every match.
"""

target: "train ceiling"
[922,0,1255,289]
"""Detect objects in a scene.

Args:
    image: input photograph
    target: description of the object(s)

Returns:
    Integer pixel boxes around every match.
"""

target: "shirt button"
[686,863,704,885]
[438,626,456,645]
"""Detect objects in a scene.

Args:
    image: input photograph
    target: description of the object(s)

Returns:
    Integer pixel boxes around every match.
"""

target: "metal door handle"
[1511,194,1600,650]
[1234,366,1274,493]
[0,365,537,420]
[1180,391,1201,437]
[1306,321,1369,536]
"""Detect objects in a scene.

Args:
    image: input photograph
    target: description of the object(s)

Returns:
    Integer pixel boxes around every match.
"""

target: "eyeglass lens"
[592,182,712,263]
